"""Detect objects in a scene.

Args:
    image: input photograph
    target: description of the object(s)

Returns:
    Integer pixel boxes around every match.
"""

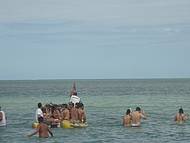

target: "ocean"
[0,79,190,143]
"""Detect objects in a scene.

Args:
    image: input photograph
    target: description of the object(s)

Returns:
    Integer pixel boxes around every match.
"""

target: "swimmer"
[69,102,79,123]
[131,107,146,127]
[28,117,53,138]
[174,107,188,123]
[61,104,70,121]
[123,109,131,127]
[77,103,86,123]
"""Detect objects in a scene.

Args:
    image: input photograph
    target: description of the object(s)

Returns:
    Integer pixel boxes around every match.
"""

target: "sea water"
[0,79,190,143]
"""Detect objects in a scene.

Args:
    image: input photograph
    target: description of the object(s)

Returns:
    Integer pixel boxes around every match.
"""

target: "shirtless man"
[61,104,70,121]
[131,107,146,127]
[175,107,188,123]
[50,106,61,128]
[77,103,86,123]
[28,117,53,138]
[123,109,131,127]
[69,102,79,123]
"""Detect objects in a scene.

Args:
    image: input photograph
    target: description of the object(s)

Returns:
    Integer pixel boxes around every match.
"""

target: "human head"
[68,102,74,109]
[136,107,141,112]
[75,103,80,108]
[38,116,44,123]
[41,107,46,113]
[73,91,77,96]
[179,108,184,114]
[80,103,84,109]
[62,104,68,109]
[126,109,131,115]
[38,103,42,108]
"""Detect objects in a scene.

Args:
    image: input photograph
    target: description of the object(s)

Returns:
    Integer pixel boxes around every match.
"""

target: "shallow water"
[0,79,190,143]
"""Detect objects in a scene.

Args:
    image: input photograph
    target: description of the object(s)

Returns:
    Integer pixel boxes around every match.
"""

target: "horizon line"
[0,77,190,81]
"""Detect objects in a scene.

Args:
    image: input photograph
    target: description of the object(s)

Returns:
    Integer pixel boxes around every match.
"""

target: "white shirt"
[70,95,80,105]
[0,111,6,126]
[35,108,43,122]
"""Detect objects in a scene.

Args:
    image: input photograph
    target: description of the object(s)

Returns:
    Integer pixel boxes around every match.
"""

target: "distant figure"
[50,106,61,128]
[28,117,53,138]
[77,103,87,123]
[68,102,79,123]
[70,82,80,105]
[131,107,146,127]
[0,106,6,127]
[61,104,70,121]
[174,107,188,123]
[70,92,80,105]
[70,81,77,96]
[123,109,131,127]
[36,103,43,122]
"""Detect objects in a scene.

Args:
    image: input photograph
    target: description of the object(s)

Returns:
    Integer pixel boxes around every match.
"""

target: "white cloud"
[0,0,190,25]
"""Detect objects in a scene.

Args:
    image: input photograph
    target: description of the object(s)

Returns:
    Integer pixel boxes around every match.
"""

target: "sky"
[0,0,190,80]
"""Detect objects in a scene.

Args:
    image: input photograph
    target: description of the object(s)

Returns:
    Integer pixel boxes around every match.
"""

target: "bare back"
[131,111,144,126]
[78,108,86,123]
[123,115,131,127]
[175,113,187,123]
[70,107,79,123]
[62,109,70,120]
[38,123,50,138]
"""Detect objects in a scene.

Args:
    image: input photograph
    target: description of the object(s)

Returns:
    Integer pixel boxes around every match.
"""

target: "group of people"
[1,82,190,139]
[123,107,146,127]
[1,105,190,138]
[28,82,86,138]
[123,107,189,127]
[29,101,86,138]
[36,102,86,126]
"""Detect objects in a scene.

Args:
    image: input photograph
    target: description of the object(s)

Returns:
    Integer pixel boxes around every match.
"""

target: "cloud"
[0,0,190,25]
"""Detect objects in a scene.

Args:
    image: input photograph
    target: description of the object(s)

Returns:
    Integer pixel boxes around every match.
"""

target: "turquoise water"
[0,79,190,143]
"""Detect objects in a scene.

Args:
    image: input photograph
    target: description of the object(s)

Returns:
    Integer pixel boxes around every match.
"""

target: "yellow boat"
[61,120,88,129]
[32,120,88,129]
[32,122,39,129]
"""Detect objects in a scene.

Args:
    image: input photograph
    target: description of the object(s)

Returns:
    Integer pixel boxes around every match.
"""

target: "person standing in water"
[35,103,43,123]
[77,103,87,123]
[61,104,70,121]
[0,106,6,127]
[28,117,53,138]
[123,109,132,127]
[68,102,79,123]
[131,107,146,127]
[70,82,80,106]
[174,107,188,123]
